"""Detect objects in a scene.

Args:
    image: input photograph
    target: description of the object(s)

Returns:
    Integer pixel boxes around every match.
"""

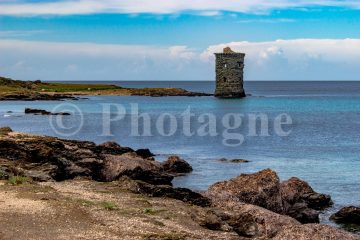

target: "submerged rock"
[207,169,332,223]
[218,158,250,163]
[25,108,70,116]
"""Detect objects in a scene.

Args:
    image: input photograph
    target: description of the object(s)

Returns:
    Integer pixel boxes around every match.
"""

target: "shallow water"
[0,81,359,225]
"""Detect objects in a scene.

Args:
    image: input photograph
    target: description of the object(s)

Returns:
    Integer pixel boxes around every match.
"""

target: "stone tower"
[215,47,246,98]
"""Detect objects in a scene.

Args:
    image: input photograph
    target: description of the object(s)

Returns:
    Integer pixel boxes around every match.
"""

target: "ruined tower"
[215,47,246,98]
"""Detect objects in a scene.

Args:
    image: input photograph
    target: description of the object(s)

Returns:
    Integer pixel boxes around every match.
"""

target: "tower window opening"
[224,63,227,68]
[223,77,227,82]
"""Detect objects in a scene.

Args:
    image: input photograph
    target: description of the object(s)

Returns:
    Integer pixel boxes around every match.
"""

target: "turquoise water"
[0,81,359,224]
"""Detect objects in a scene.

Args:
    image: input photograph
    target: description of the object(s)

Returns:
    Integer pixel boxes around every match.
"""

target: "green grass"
[37,83,122,92]
[74,198,96,207]
[144,208,156,214]
[101,201,118,211]
[8,176,30,185]
[0,76,123,94]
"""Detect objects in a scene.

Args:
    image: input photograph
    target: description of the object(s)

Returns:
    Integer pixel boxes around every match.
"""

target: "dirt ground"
[0,180,239,240]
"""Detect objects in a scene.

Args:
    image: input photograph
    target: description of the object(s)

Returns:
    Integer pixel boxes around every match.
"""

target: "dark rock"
[135,149,155,159]
[98,141,134,155]
[99,153,172,185]
[25,108,70,116]
[285,202,320,224]
[330,206,360,224]
[0,133,172,185]
[207,169,332,224]
[218,158,250,163]
[117,177,211,207]
[162,155,193,175]
[280,177,333,210]
[0,93,78,101]
[128,88,212,97]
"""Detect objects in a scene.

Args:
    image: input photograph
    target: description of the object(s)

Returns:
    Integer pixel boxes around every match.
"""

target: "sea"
[1,81,359,225]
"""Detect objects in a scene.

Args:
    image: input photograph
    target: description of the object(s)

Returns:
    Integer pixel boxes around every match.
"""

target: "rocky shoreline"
[0,127,359,239]
[0,93,79,101]
[0,90,212,101]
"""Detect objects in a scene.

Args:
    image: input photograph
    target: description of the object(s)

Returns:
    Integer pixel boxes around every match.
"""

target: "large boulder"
[330,206,360,224]
[280,177,332,210]
[280,177,332,223]
[100,153,172,185]
[207,169,332,223]
[161,155,193,175]
[207,169,284,214]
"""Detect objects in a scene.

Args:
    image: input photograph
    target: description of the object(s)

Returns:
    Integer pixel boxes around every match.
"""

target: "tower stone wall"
[215,47,246,98]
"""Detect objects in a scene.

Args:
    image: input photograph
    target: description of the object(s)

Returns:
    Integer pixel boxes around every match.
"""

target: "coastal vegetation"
[8,176,30,185]
[0,76,121,93]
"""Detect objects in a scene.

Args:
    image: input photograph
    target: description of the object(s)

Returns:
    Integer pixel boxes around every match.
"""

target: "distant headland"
[0,76,211,101]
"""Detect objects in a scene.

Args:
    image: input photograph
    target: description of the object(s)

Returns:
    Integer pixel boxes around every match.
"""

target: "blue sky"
[0,0,360,80]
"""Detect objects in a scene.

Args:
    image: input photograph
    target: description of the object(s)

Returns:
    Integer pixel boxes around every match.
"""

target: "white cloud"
[169,46,195,60]
[0,39,201,80]
[201,39,360,80]
[0,39,196,59]
[0,30,47,37]
[201,39,360,62]
[1,38,360,80]
[0,0,360,16]
[237,18,296,23]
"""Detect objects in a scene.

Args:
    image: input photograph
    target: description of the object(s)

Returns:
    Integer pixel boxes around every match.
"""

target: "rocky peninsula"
[0,77,211,101]
[0,127,359,240]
